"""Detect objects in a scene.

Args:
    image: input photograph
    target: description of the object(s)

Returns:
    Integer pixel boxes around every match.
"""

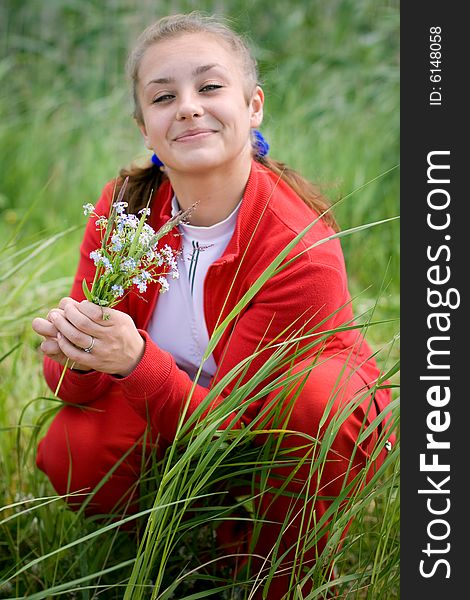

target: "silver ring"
[83,335,95,353]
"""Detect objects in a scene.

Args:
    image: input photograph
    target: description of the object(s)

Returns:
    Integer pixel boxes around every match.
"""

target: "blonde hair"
[120,12,338,231]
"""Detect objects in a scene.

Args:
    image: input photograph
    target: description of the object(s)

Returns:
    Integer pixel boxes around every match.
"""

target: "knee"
[36,405,147,515]
[255,359,381,492]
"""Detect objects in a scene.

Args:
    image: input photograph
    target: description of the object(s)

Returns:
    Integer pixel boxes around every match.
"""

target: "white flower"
[100,256,113,273]
[95,216,108,228]
[89,250,102,265]
[161,244,174,259]
[151,252,165,267]
[121,214,139,228]
[111,232,124,252]
[158,276,170,293]
[132,275,148,293]
[142,223,155,234]
[111,284,125,298]
[115,213,138,234]
[121,257,137,273]
[113,201,128,215]
[83,203,95,216]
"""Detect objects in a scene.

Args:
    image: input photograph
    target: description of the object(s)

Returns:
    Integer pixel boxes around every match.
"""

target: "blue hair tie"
[253,129,269,157]
[151,153,164,167]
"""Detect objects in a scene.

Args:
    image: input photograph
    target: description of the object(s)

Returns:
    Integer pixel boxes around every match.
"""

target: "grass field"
[1,0,400,598]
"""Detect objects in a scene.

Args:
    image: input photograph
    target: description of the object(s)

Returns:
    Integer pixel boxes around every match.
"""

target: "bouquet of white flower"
[81,177,192,311]
[53,178,193,394]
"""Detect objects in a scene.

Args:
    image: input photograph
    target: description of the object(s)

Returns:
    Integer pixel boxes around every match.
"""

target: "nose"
[176,91,203,120]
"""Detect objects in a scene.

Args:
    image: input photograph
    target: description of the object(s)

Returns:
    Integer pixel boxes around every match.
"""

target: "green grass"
[1,0,399,598]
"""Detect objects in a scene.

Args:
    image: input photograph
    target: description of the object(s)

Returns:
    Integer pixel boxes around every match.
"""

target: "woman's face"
[136,33,264,176]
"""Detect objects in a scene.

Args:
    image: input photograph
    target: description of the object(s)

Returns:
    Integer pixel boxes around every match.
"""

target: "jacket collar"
[151,160,275,264]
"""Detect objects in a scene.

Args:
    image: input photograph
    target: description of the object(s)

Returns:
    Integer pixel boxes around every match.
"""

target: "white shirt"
[147,197,240,387]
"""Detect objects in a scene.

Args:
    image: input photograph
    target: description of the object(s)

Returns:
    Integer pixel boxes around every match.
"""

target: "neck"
[165,157,252,227]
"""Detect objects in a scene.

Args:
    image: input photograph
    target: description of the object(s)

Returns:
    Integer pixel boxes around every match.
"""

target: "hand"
[33,298,145,377]
[32,311,80,369]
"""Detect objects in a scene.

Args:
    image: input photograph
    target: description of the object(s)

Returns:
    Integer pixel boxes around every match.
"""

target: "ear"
[137,120,153,150]
[249,86,264,128]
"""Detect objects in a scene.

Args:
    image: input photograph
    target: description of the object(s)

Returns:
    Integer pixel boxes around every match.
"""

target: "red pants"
[37,356,392,598]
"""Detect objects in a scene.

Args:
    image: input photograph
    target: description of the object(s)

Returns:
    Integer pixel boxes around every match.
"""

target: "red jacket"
[44,161,389,442]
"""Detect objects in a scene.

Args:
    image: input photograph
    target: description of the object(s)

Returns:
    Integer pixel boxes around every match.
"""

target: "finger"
[32,317,59,338]
[49,311,97,351]
[58,301,108,338]
[60,302,102,336]
[58,297,80,311]
[40,337,63,356]
[78,300,113,325]
[47,309,64,324]
[39,336,70,367]
[56,331,95,367]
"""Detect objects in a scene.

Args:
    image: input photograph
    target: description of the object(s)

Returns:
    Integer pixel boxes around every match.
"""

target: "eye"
[199,84,223,93]
[153,94,175,104]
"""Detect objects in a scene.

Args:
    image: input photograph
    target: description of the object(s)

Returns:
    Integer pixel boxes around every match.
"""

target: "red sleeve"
[114,258,350,442]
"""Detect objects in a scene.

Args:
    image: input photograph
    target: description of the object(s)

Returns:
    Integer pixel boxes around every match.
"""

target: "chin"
[170,153,228,174]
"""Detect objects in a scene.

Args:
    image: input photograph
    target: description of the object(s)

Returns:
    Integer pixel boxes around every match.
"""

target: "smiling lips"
[174,128,217,142]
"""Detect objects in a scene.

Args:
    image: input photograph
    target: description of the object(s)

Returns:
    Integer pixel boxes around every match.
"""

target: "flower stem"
[54,358,74,397]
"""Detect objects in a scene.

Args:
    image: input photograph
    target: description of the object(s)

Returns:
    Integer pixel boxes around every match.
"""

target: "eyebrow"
[145,64,225,87]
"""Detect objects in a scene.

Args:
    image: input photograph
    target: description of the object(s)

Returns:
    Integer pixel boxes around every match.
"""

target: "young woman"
[32,12,394,598]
